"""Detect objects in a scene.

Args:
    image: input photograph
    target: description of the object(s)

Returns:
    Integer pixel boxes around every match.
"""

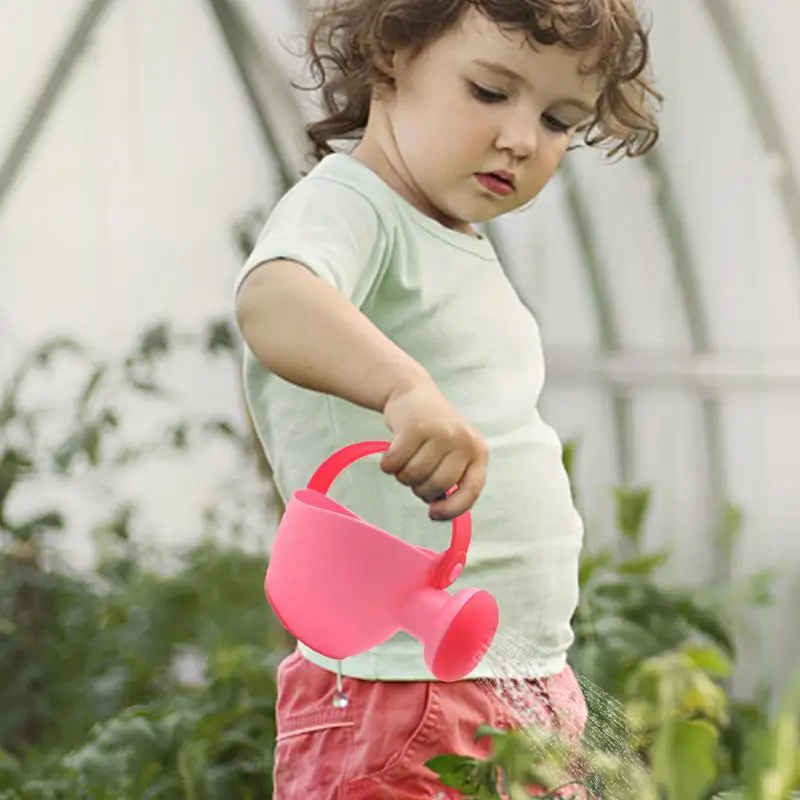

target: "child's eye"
[542,113,572,133]
[470,82,507,104]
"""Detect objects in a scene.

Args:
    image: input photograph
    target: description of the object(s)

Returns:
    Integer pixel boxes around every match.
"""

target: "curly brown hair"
[302,0,662,162]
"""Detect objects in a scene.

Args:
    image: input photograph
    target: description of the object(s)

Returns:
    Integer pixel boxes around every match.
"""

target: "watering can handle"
[307,440,471,589]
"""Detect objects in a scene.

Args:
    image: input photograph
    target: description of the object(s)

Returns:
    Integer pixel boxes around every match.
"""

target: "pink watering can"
[265,441,499,682]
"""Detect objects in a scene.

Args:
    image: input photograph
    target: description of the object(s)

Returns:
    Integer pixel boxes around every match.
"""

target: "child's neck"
[351,120,480,239]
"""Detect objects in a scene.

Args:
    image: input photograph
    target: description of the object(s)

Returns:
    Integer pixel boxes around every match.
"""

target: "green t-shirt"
[235,153,584,680]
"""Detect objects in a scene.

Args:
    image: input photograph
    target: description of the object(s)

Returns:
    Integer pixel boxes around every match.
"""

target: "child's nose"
[495,115,539,159]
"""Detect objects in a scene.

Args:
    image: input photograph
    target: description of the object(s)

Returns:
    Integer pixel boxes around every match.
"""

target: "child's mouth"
[475,172,515,197]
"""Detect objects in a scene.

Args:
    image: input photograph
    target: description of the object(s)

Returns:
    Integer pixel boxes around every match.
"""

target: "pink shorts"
[273,648,589,799]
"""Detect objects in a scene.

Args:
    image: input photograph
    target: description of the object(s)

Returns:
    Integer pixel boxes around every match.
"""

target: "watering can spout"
[398,586,500,682]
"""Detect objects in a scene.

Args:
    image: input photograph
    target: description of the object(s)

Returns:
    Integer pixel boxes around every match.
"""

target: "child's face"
[368,9,603,231]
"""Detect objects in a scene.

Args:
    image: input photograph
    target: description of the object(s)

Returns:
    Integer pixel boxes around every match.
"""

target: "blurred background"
[0,0,798,797]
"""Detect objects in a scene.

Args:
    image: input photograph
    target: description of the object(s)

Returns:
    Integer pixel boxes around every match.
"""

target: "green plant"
[427,662,800,799]
[0,641,278,800]
[426,445,796,799]
[571,484,772,698]
[0,534,289,798]
[427,721,659,799]
[3,330,797,799]
[0,320,289,798]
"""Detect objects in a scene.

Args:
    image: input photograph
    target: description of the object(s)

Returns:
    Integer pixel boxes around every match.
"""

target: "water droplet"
[332,691,349,709]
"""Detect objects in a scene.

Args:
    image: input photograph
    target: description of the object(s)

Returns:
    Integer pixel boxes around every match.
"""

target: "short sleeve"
[233,176,389,309]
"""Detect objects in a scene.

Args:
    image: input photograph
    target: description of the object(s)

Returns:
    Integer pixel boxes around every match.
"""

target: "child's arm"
[236,258,426,415]
[235,258,488,521]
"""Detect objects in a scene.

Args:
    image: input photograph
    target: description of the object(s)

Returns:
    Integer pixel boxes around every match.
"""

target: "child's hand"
[380,376,488,521]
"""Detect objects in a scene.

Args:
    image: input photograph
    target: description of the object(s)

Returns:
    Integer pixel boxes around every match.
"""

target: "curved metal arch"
[702,0,800,280]
[641,147,728,581]
[205,0,309,192]
[0,0,115,217]
[558,159,634,488]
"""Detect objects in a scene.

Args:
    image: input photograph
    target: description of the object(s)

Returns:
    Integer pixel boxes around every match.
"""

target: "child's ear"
[374,46,397,80]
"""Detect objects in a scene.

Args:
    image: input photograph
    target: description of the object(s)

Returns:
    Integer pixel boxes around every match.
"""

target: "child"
[234,0,660,796]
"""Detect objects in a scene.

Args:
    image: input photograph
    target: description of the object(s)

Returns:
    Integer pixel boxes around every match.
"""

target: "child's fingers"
[413,451,467,503]
[380,432,422,476]
[427,458,486,521]
[396,441,447,493]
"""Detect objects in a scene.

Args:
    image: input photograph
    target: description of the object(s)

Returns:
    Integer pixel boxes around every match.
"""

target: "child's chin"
[444,198,496,225]
[429,190,506,230]
[463,203,508,225]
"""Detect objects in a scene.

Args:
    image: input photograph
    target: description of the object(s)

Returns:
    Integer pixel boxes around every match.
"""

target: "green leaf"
[53,424,103,472]
[683,644,733,679]
[425,754,499,797]
[561,439,578,482]
[744,569,776,608]
[170,424,190,450]
[33,337,83,367]
[204,419,240,443]
[142,775,182,799]
[0,395,17,430]
[651,719,719,800]
[578,551,612,588]
[138,324,171,360]
[742,671,800,797]
[673,598,736,658]
[617,549,670,576]
[714,503,744,566]
[97,503,135,542]
[474,725,507,742]
[0,448,34,512]
[99,408,119,429]
[79,365,108,409]
[9,511,65,541]
[124,365,161,394]
[0,748,21,789]
[614,486,651,549]
[205,320,237,354]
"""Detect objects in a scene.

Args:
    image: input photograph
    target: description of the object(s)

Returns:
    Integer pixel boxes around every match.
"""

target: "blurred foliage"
[0,318,291,798]
[0,325,797,798]
[428,442,800,799]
